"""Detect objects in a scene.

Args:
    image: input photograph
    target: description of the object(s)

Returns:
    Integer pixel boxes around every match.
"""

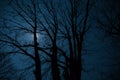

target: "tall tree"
[0,0,93,80]
[37,0,92,80]
[0,0,42,80]
[58,0,90,80]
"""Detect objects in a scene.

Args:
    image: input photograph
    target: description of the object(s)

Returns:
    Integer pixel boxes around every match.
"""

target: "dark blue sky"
[0,0,120,80]
[0,0,8,11]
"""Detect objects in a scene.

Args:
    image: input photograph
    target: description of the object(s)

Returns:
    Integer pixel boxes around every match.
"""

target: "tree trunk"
[33,1,42,80]
[51,43,60,80]
[34,26,42,80]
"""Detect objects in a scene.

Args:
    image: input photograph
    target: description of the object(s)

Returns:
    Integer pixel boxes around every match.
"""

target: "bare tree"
[57,0,91,80]
[0,0,42,80]
[0,0,93,80]
[37,0,92,80]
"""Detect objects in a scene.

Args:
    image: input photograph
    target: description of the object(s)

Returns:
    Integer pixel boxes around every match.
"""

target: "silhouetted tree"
[0,0,94,80]
[37,0,92,80]
[57,0,91,80]
[0,0,42,80]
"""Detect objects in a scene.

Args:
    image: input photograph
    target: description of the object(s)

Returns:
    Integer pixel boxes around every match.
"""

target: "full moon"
[30,33,39,38]
[24,33,44,43]
[36,33,39,38]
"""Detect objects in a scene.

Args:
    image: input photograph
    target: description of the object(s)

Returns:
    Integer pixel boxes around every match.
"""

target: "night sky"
[0,0,120,80]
